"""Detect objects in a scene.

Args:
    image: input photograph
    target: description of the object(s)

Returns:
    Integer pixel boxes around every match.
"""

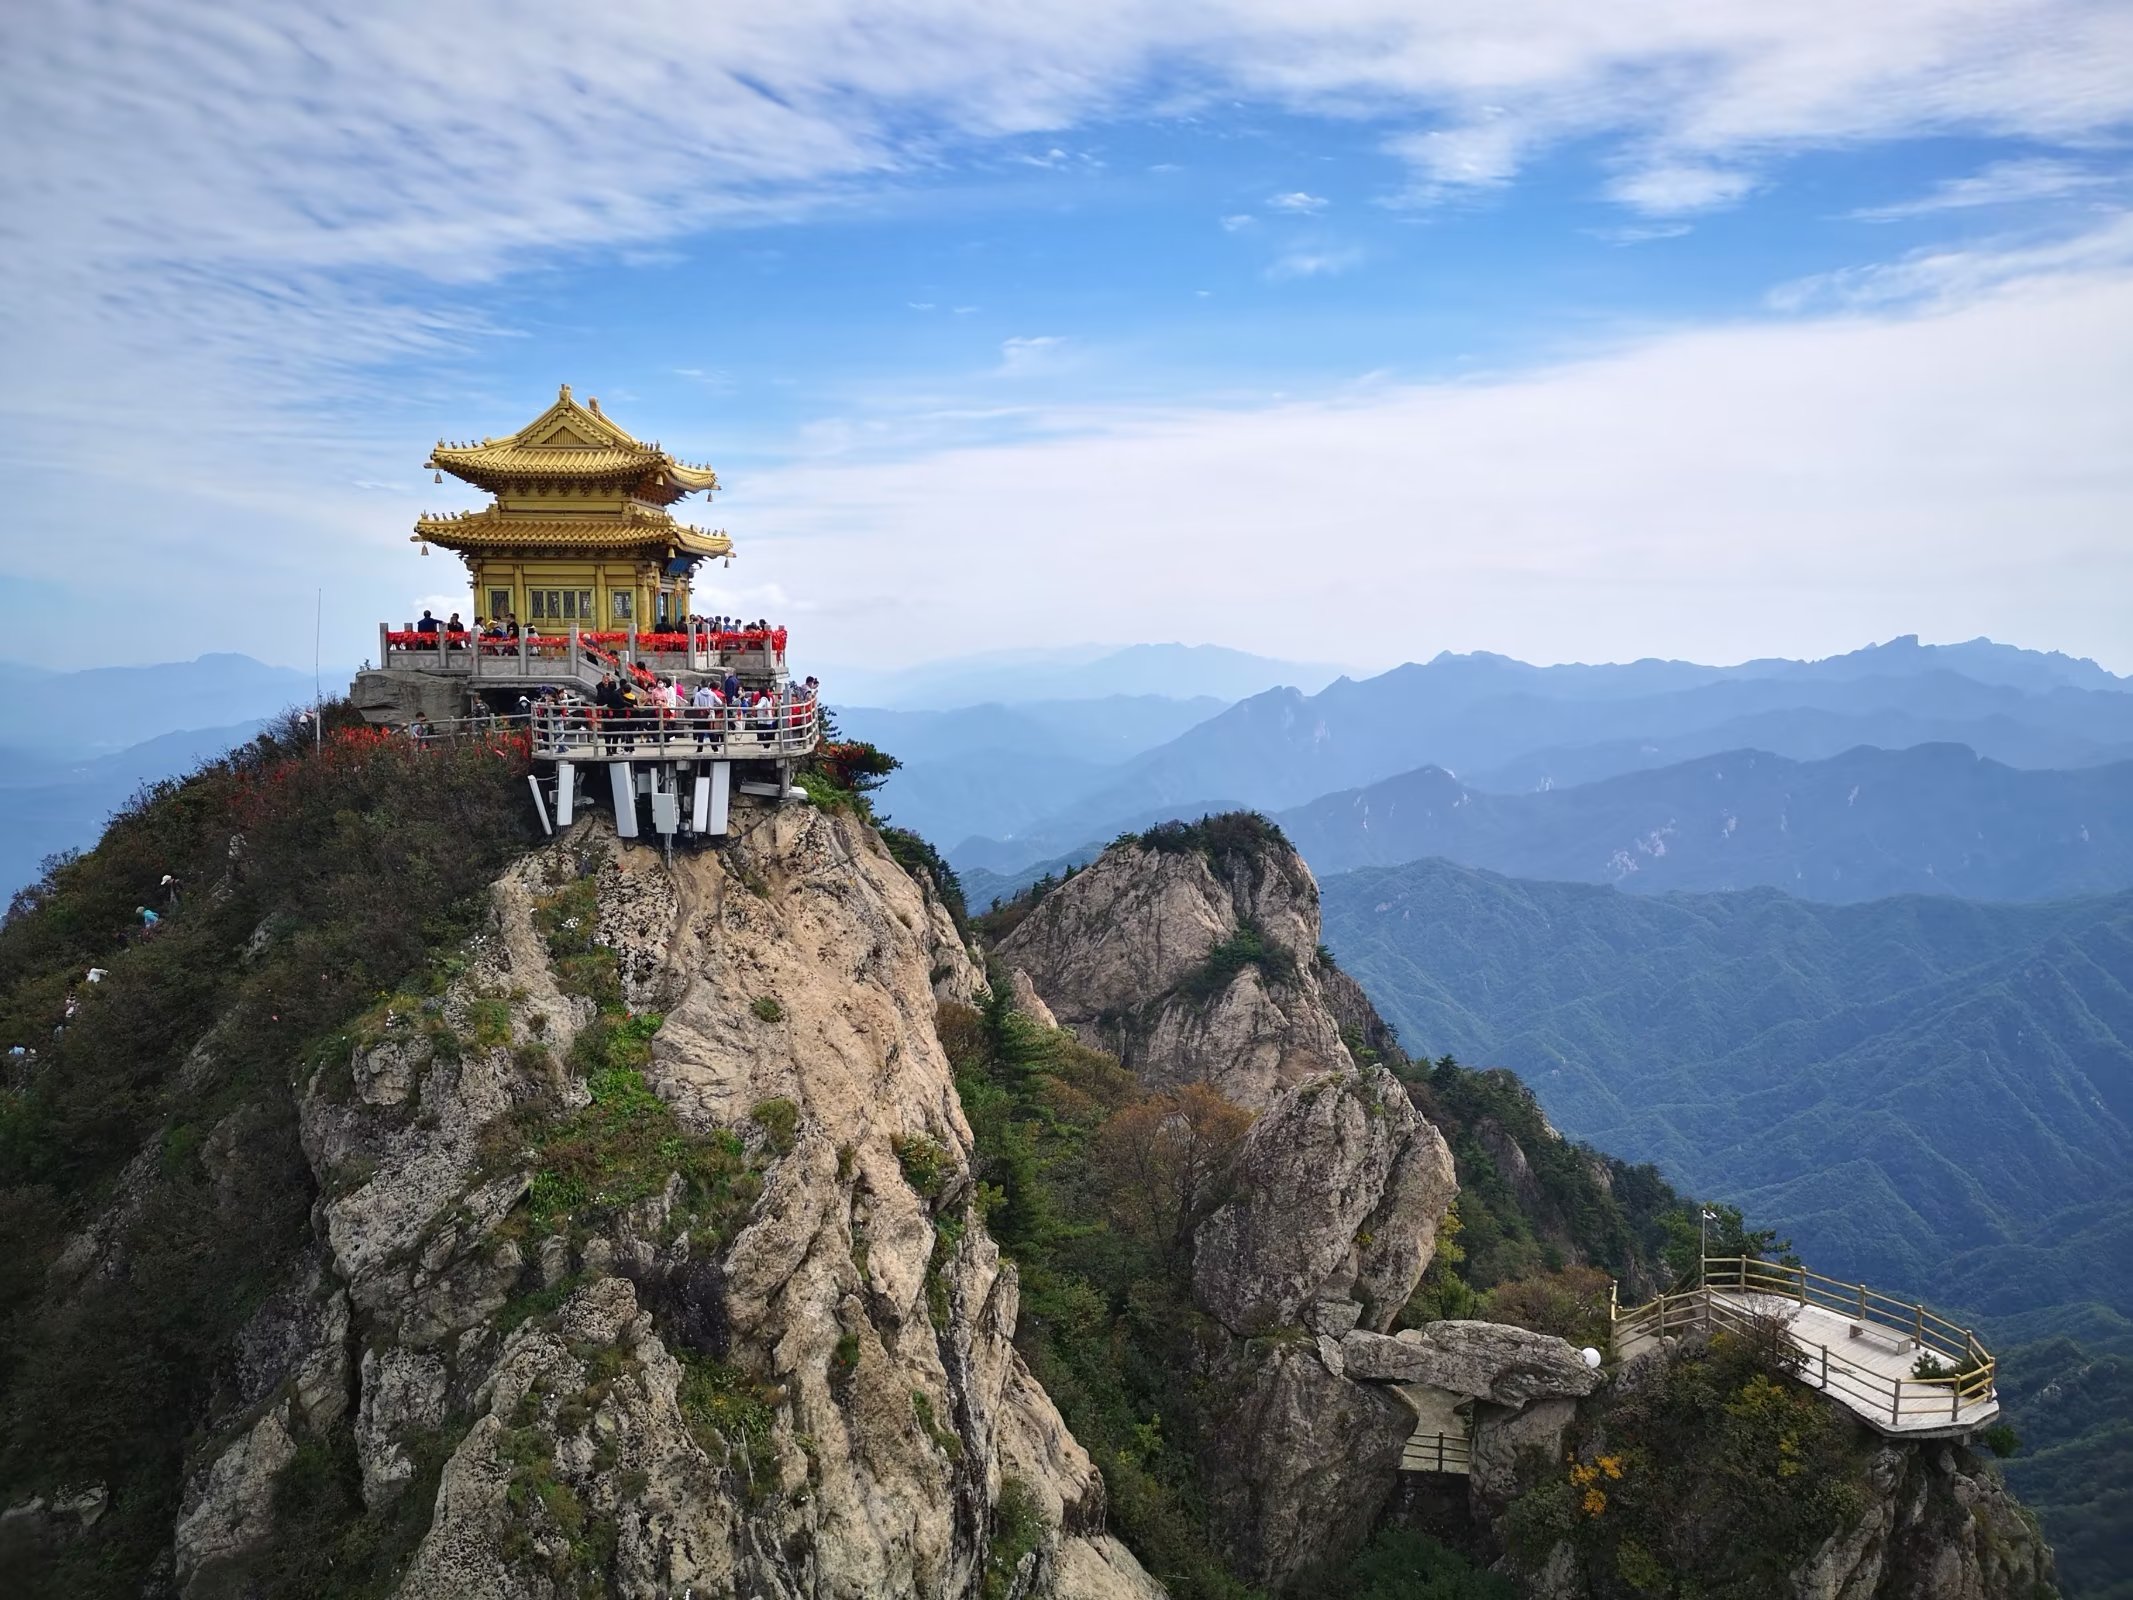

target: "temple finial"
[559,381,572,400]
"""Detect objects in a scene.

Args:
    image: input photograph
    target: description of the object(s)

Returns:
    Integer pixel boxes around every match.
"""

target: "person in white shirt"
[692,681,722,746]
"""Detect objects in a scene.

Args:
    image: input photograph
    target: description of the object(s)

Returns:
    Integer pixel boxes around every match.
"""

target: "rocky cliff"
[153,805,1161,1598]
[998,820,1476,1583]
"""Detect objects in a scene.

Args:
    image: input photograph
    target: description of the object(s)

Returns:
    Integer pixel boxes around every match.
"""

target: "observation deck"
[370,623,788,691]
[1611,1257,1998,1439]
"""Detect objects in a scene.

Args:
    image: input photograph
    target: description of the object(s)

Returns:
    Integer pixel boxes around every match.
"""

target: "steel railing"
[1609,1258,1996,1427]
[526,699,820,762]
[1399,1431,1472,1475]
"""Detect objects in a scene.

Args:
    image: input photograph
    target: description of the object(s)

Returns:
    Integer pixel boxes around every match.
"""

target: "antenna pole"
[314,588,324,754]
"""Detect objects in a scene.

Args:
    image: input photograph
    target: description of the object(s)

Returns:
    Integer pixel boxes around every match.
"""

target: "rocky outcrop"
[1338,1321,1601,1405]
[997,835,1347,1109]
[169,806,1159,1600]
[1193,1068,1456,1334]
[1792,1443,2054,1600]
[1000,824,1462,1590]
[1202,1341,1417,1583]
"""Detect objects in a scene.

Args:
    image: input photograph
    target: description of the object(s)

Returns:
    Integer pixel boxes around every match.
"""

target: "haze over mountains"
[1319,857,2133,1313]
[940,637,2133,878]
[1280,744,2133,901]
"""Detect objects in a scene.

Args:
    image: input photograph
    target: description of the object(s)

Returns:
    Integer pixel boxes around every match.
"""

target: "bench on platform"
[1849,1322,1916,1354]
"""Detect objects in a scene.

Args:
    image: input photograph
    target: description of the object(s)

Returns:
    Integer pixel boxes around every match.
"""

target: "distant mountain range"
[0,653,319,755]
[0,720,269,903]
[836,694,1224,849]
[1279,743,2133,901]
[949,640,2133,874]
[1316,857,2133,1317]
[811,641,1342,709]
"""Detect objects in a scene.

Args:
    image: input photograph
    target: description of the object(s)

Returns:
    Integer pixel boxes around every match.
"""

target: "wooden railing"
[1399,1431,1472,1475]
[1611,1258,1996,1429]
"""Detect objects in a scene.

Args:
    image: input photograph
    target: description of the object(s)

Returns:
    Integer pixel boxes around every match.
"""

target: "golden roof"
[428,383,719,497]
[414,505,733,559]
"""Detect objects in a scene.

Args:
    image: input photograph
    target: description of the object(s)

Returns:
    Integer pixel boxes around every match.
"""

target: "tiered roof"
[426,383,719,504]
[415,384,732,561]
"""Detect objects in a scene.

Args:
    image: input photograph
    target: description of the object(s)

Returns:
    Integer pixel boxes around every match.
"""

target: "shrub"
[750,1097,799,1155]
[751,995,784,1024]
[891,1131,953,1200]
[983,1476,1049,1600]
[1979,1422,2021,1458]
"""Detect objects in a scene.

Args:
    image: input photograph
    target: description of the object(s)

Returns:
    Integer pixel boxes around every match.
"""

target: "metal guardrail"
[1610,1257,1995,1427]
[527,700,820,763]
[1399,1431,1472,1476]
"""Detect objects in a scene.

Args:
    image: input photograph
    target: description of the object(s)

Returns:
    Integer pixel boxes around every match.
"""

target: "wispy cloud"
[1220,214,1256,232]
[1267,246,1363,281]
[1851,157,2115,221]
[998,335,1069,374]
[1586,223,1694,246]
[1770,210,2133,312]
[748,258,2133,674]
[1607,164,1756,216]
[1267,191,1329,213]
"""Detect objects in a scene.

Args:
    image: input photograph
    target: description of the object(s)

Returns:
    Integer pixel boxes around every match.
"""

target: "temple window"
[488,588,511,620]
[612,591,634,621]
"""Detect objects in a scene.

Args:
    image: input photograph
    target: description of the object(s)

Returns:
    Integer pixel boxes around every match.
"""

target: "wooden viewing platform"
[1611,1258,1998,1439]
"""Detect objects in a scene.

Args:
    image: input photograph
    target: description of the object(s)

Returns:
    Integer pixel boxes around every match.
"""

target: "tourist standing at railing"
[416,609,440,634]
[692,680,722,748]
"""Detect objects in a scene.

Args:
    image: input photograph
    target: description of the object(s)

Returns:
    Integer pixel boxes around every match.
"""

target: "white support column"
[555,760,576,827]
[691,768,712,834]
[707,761,731,835]
[527,774,553,836]
[609,762,639,838]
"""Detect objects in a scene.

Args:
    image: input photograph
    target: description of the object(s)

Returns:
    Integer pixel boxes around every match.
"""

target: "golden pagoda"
[416,384,733,632]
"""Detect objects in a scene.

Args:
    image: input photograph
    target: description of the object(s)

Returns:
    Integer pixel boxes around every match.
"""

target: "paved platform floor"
[1708,1291,1998,1436]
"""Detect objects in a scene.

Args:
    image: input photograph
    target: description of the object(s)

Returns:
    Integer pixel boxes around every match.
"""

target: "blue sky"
[2,2,2131,676]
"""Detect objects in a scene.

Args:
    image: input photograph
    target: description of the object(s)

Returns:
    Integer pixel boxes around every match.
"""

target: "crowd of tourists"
[389,611,788,655]
[556,670,819,750]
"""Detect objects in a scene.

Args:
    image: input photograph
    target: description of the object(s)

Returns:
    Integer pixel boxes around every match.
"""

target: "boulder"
[1355,1321,1601,1405]
[1193,1068,1453,1334]
[172,1403,298,1590]
[1469,1396,1578,1510]
[1200,1341,1414,1587]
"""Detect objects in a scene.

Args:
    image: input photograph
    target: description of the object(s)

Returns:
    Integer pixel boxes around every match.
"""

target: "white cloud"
[1220,214,1256,232]
[5,1,2133,665]
[1268,191,1330,212]
[739,260,2133,675]
[997,335,1068,374]
[1851,157,2115,220]
[1266,247,1364,281]
[1607,164,1757,215]
[1771,209,2133,310]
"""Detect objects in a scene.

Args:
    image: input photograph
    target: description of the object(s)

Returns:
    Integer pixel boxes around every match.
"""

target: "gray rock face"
[1792,1443,2055,1600]
[1469,1396,1578,1511]
[997,839,1347,1109]
[1346,1321,1601,1405]
[1200,1342,1415,1586]
[172,1403,297,1589]
[1193,1068,1455,1335]
[165,808,1161,1600]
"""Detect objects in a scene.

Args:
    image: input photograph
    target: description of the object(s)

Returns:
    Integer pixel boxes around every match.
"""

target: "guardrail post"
[1913,1304,1924,1346]
[1796,1263,1807,1306]
[1891,1378,1901,1426]
[1820,1345,1828,1390]
[570,626,580,678]
[1858,1282,1868,1321]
